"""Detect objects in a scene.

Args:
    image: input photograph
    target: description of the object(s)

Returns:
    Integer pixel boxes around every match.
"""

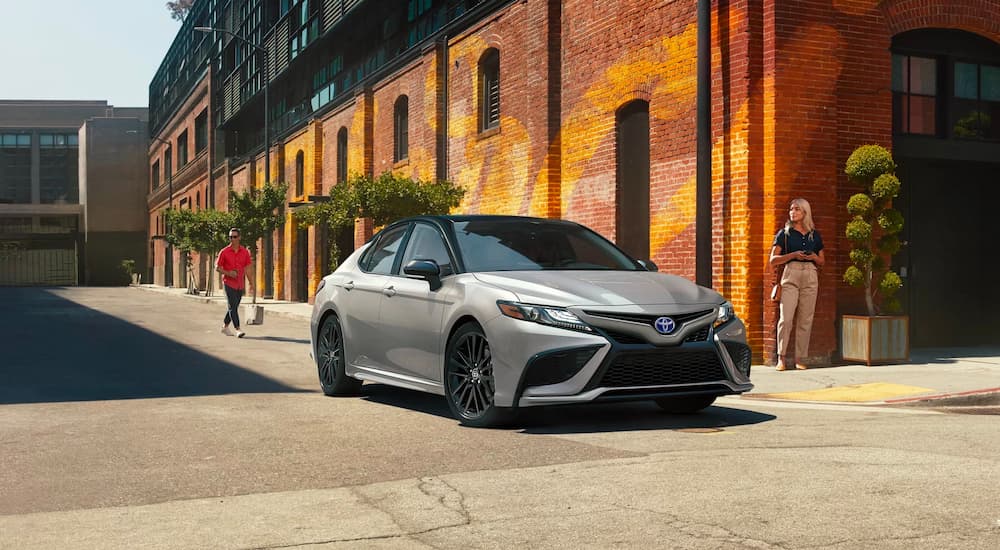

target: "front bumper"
[485,312,753,408]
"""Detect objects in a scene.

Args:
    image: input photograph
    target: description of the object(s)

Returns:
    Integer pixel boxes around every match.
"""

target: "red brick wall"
[446,0,555,217]
[169,0,1000,354]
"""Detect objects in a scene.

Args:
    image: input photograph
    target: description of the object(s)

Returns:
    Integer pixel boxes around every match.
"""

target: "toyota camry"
[310,215,752,427]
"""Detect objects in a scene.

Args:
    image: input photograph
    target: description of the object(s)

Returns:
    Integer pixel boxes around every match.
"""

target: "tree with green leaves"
[843,144,904,316]
[164,207,235,295]
[166,0,194,21]
[298,172,465,271]
[228,182,288,303]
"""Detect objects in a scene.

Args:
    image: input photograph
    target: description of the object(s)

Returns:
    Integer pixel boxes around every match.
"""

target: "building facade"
[0,100,148,286]
[149,0,1000,361]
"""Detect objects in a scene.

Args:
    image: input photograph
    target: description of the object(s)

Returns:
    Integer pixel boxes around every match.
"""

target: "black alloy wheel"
[654,395,717,414]
[444,323,514,427]
[316,314,362,396]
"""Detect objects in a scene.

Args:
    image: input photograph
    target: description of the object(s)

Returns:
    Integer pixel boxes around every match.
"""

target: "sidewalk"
[133,284,1000,408]
[133,283,314,322]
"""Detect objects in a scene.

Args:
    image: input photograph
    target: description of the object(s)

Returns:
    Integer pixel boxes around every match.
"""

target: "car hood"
[472,271,724,308]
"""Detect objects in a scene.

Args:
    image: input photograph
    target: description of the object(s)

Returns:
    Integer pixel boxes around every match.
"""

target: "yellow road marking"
[749,383,936,403]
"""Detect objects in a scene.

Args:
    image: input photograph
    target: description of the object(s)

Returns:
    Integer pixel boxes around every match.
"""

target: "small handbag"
[769,232,788,303]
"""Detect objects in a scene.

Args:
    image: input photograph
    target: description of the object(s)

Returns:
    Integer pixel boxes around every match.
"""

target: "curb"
[884,387,1000,408]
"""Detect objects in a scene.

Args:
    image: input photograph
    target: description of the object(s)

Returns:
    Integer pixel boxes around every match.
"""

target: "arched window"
[394,95,409,162]
[479,49,500,132]
[295,150,305,196]
[615,100,651,260]
[337,127,348,183]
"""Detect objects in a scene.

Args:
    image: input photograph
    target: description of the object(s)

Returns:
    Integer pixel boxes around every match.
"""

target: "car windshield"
[453,219,641,272]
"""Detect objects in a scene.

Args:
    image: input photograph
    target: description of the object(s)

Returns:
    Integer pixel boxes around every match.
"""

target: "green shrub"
[846,193,873,216]
[845,217,872,242]
[842,144,905,315]
[845,145,896,183]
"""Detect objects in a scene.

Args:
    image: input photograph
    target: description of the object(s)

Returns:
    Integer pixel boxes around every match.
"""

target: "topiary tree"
[843,144,904,316]
[298,172,465,271]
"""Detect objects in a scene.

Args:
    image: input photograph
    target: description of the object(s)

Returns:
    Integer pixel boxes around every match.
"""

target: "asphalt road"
[1,287,998,549]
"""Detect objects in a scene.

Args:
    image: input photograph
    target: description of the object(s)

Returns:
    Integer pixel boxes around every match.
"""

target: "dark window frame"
[394,95,409,162]
[479,49,500,132]
[336,127,348,183]
[295,150,305,196]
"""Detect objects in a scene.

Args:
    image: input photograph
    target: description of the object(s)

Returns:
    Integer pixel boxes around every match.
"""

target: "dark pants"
[223,285,245,329]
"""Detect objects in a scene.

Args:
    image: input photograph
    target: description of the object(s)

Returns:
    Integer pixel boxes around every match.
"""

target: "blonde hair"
[784,198,816,237]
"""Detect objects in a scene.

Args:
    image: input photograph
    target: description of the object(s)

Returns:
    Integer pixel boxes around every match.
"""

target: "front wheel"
[316,314,362,396]
[654,395,717,414]
[444,323,515,428]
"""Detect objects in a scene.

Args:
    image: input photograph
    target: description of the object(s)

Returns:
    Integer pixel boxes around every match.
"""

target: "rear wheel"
[444,323,515,428]
[654,395,717,414]
[316,314,362,396]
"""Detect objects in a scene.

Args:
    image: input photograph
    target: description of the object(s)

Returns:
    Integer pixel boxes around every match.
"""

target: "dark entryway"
[294,226,309,302]
[616,100,650,260]
[894,158,1000,347]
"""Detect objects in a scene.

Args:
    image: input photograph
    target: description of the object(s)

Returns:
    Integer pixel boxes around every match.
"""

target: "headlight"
[714,301,735,328]
[497,301,593,333]
[316,279,326,293]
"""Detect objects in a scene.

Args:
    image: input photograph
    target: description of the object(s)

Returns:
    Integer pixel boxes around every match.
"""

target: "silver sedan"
[310,215,752,427]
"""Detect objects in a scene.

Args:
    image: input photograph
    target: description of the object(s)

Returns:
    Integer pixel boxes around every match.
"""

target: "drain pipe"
[696,0,712,287]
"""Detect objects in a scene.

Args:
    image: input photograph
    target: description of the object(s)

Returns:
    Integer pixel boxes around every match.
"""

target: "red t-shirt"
[217,245,252,290]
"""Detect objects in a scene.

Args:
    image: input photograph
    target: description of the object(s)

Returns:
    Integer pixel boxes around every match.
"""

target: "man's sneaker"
[221,326,234,336]
[235,330,246,338]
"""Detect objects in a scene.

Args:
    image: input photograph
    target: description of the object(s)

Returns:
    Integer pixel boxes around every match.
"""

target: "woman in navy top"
[769,198,825,370]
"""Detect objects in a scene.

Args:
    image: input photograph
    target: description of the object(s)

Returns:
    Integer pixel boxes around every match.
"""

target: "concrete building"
[0,100,149,286]
[148,0,1000,361]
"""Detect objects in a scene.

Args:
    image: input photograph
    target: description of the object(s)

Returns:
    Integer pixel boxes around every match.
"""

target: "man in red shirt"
[216,227,254,338]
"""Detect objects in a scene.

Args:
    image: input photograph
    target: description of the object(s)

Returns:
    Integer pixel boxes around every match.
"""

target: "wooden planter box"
[841,315,909,365]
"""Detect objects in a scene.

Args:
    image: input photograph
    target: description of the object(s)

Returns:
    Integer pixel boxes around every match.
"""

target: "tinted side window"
[361,225,409,274]
[400,223,454,276]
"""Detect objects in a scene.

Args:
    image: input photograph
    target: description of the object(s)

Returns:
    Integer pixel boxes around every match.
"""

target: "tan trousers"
[777,261,818,361]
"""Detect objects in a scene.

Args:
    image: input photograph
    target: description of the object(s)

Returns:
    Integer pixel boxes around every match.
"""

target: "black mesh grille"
[683,325,710,342]
[724,341,752,376]
[597,349,726,387]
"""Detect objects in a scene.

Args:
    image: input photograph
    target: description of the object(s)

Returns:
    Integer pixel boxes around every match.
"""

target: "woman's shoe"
[776,363,788,371]
[795,363,808,370]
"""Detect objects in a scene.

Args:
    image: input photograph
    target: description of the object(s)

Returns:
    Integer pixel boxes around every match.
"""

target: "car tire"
[654,395,717,414]
[444,323,515,428]
[316,313,362,396]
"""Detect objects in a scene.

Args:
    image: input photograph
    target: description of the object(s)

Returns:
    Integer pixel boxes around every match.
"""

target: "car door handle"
[382,285,396,297]
[342,281,355,290]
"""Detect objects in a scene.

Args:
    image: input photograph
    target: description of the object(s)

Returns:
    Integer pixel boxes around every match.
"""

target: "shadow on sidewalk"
[0,288,305,404]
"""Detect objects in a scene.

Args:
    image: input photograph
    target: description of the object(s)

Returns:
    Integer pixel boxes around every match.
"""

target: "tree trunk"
[864,277,876,316]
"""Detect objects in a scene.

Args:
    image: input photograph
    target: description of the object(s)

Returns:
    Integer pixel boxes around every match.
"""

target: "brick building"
[149,0,1000,361]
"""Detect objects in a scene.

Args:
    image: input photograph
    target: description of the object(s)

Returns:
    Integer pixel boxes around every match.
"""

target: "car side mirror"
[403,259,442,291]
[637,259,658,272]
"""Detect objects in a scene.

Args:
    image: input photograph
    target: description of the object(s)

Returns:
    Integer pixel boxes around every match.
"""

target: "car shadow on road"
[0,288,305,404]
[241,335,311,344]
[359,384,775,433]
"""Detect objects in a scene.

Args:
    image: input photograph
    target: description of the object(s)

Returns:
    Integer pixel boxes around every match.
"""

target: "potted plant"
[120,259,139,286]
[841,144,908,365]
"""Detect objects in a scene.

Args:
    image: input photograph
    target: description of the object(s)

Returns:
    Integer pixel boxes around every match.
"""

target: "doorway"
[894,158,1000,346]
[294,226,309,302]
[616,100,650,260]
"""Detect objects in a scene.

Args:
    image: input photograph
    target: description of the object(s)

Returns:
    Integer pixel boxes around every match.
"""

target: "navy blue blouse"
[772,228,823,258]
